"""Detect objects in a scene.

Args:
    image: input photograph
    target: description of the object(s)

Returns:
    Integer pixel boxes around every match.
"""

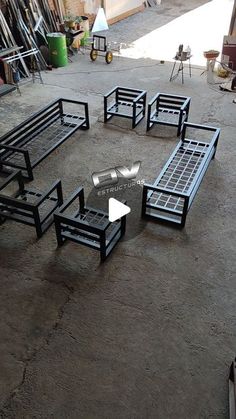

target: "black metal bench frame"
[0,170,63,238]
[146,93,191,136]
[104,86,147,129]
[0,98,90,180]
[54,187,126,262]
[142,122,220,227]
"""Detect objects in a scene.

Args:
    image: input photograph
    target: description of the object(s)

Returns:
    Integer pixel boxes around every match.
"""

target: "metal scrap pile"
[0,0,64,69]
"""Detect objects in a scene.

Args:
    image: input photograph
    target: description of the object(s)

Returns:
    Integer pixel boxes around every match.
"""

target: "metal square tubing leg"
[169,61,177,81]
[169,60,184,84]
[188,58,192,78]
[100,231,106,262]
[54,216,64,246]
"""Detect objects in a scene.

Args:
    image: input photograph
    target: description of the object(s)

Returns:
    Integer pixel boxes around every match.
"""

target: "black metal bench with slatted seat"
[0,98,90,180]
[104,86,147,128]
[0,170,63,238]
[142,122,220,227]
[146,93,191,136]
[54,186,126,262]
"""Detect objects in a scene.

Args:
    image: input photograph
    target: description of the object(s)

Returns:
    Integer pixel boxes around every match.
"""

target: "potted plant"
[64,13,76,29]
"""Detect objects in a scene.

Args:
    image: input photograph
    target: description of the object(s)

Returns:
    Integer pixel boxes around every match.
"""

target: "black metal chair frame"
[146,93,191,136]
[0,170,63,238]
[54,187,126,262]
[142,122,220,227]
[0,98,90,180]
[104,86,147,129]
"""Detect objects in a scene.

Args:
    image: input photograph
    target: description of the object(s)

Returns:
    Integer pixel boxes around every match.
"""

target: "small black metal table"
[169,55,192,84]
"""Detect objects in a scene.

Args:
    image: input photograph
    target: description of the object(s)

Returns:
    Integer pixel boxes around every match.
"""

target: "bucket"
[47,32,68,67]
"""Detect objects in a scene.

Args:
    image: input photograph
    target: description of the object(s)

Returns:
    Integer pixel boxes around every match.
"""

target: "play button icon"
[108,198,131,222]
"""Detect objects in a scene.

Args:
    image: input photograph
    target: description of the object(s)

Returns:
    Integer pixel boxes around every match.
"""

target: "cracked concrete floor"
[0,1,236,418]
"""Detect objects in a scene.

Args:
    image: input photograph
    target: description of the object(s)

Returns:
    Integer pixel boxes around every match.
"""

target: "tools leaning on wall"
[0,0,65,72]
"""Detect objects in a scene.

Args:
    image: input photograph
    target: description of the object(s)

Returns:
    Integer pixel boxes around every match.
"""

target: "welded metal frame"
[142,122,220,227]
[0,170,63,238]
[0,98,90,180]
[146,93,191,136]
[54,187,126,262]
[229,358,236,419]
[92,35,107,52]
[104,86,147,129]
[169,55,192,84]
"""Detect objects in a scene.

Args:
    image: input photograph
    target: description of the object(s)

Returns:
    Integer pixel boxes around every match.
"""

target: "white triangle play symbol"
[109,198,131,222]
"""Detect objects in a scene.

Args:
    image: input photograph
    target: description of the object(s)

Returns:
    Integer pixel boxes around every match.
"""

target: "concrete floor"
[0,1,236,418]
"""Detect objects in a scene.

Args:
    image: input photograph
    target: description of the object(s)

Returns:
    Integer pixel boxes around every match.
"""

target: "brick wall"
[48,0,85,17]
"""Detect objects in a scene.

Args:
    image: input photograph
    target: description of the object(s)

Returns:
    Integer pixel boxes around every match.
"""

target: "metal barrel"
[47,32,68,67]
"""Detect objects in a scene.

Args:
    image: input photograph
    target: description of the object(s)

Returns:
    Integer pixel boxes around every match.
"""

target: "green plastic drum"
[47,32,68,67]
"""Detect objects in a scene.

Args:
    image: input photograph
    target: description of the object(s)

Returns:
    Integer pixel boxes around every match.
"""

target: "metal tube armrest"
[148,93,160,106]
[54,186,84,214]
[104,86,118,99]
[36,180,63,206]
[0,143,27,153]
[134,90,147,103]
[60,98,89,107]
[0,170,23,192]
[181,97,191,110]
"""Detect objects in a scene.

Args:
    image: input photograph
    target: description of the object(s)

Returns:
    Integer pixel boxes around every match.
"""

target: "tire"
[105,51,113,64]
[90,49,98,61]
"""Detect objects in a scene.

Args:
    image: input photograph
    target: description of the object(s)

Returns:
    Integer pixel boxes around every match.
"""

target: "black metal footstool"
[0,170,63,238]
[54,187,126,261]
[104,86,147,128]
[146,93,191,136]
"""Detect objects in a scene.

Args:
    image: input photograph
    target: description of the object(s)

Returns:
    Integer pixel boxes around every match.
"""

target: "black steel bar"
[0,171,63,237]
[147,93,191,136]
[0,98,90,179]
[54,186,126,261]
[142,122,221,227]
[104,86,147,128]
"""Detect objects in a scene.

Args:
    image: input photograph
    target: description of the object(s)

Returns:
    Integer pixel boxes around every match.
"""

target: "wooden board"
[107,4,145,25]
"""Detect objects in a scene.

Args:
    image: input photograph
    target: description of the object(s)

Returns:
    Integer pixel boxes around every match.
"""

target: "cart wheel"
[90,49,98,61]
[105,51,113,64]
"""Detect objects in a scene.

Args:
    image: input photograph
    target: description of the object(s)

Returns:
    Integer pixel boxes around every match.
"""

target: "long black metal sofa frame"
[0,98,89,180]
[142,122,220,227]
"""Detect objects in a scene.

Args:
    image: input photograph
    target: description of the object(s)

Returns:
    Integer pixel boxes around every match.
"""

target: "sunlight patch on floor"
[120,0,234,67]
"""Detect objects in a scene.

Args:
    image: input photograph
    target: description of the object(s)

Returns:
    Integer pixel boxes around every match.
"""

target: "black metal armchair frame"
[146,93,191,136]
[104,86,147,128]
[54,187,126,262]
[142,122,220,227]
[0,98,90,180]
[0,170,63,238]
